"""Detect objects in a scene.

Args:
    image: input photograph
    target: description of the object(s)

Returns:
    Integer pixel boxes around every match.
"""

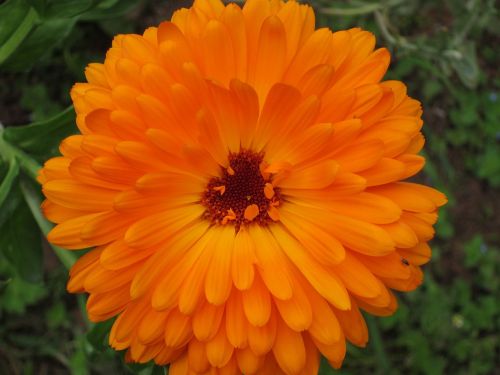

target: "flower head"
[39,0,447,373]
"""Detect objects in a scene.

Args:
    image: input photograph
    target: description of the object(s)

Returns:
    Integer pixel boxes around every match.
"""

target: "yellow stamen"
[264,183,275,199]
[244,204,259,221]
[221,208,236,225]
[227,166,235,175]
[267,206,280,221]
[213,185,226,195]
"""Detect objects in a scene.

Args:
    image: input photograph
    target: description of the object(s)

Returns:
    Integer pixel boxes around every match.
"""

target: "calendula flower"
[39,0,447,373]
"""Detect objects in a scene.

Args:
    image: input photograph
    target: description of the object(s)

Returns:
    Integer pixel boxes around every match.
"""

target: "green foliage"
[3,106,76,160]
[0,0,143,71]
[0,0,499,374]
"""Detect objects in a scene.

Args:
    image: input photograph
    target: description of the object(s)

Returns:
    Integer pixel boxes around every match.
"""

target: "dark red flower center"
[201,149,280,230]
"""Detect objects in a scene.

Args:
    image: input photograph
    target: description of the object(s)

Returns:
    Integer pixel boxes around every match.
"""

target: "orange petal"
[355,252,411,280]
[331,297,368,347]
[84,262,139,294]
[313,335,346,369]
[306,285,342,345]
[272,317,306,374]
[43,180,117,211]
[270,225,351,310]
[247,311,277,355]
[334,139,384,172]
[236,346,264,374]
[278,160,339,190]
[328,192,402,224]
[220,5,247,81]
[125,205,204,249]
[192,301,225,342]
[47,213,100,249]
[206,324,234,368]
[225,291,248,348]
[359,157,406,186]
[332,251,381,299]
[164,308,192,348]
[42,200,92,224]
[398,242,432,265]
[232,228,256,290]
[289,204,395,256]
[369,182,446,212]
[69,157,126,190]
[137,309,169,344]
[274,279,313,331]
[252,15,287,100]
[205,226,234,305]
[380,220,419,248]
[249,226,294,300]
[178,243,212,314]
[187,339,210,374]
[279,209,345,265]
[202,19,235,85]
[81,211,136,246]
[242,273,272,327]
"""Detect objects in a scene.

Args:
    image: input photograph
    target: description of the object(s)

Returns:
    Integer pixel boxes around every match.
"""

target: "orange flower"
[39,0,447,373]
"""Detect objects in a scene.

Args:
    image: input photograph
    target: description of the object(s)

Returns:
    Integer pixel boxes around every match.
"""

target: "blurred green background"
[0,0,498,374]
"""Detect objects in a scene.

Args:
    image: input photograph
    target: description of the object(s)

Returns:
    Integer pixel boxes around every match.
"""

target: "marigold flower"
[39,0,447,373]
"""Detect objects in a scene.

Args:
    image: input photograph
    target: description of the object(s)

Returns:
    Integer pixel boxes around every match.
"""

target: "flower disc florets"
[202,149,280,230]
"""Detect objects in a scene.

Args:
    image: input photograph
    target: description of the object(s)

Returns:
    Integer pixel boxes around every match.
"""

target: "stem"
[0,157,19,206]
[374,10,397,44]
[0,132,77,269]
[19,178,77,270]
[320,0,405,16]
[366,315,391,373]
[0,7,38,65]
[451,0,480,47]
[0,132,41,180]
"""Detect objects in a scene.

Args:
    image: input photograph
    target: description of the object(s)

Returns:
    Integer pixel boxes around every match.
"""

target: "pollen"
[213,185,226,195]
[244,204,260,221]
[264,183,275,199]
[201,149,281,230]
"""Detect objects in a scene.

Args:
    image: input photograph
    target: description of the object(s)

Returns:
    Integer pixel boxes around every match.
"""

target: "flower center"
[201,149,280,230]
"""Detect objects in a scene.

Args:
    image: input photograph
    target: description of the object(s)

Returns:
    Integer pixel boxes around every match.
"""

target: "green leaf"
[19,178,77,270]
[446,42,480,89]
[44,0,94,19]
[80,0,142,21]
[69,334,90,375]
[0,177,23,229]
[476,145,500,187]
[422,79,443,102]
[0,0,30,45]
[0,0,39,65]
[2,16,77,71]
[319,357,338,374]
[0,185,43,283]
[126,362,157,374]
[87,319,114,351]
[0,157,20,208]
[150,366,167,375]
[463,235,484,268]
[45,301,68,329]
[20,83,64,122]
[0,276,46,314]
[3,106,76,159]
[435,207,454,239]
